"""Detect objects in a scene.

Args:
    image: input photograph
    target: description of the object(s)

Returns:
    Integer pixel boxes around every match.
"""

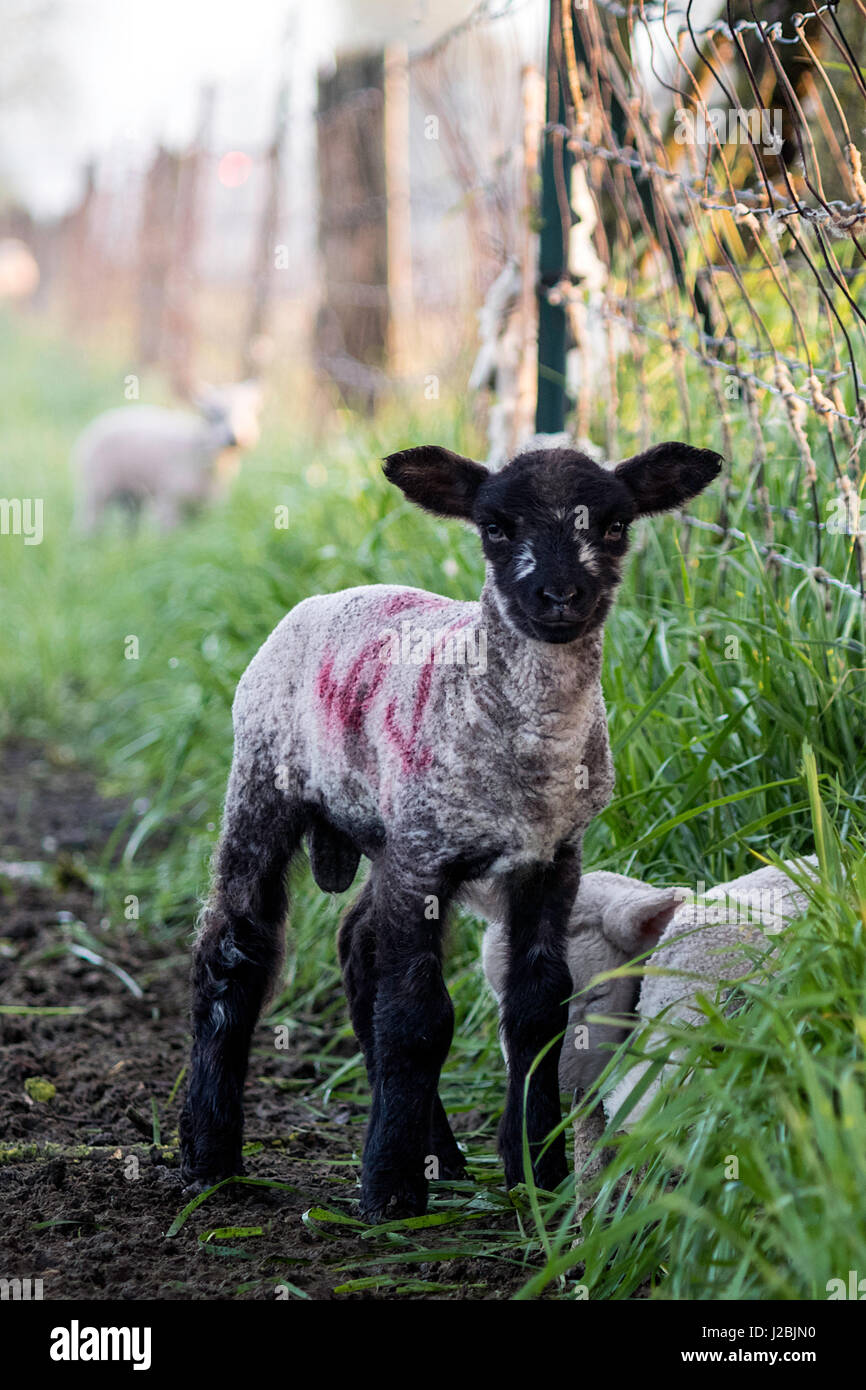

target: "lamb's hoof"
[180,1175,215,1197]
[360,1175,428,1225]
[179,1148,245,1194]
[429,1113,469,1181]
[435,1156,469,1182]
[532,1152,568,1194]
[179,1108,245,1190]
[504,1152,568,1194]
[179,1166,243,1193]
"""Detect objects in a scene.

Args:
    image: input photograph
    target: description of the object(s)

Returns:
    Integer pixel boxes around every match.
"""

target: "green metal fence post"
[536,0,573,434]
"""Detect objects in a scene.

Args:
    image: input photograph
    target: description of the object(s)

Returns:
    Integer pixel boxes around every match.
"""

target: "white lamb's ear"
[597,880,683,954]
[191,382,226,423]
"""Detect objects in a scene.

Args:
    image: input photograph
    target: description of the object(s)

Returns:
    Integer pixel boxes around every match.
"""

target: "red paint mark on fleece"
[316,637,434,777]
[379,592,450,619]
[383,660,435,776]
[315,638,388,744]
[314,596,471,779]
[382,613,475,776]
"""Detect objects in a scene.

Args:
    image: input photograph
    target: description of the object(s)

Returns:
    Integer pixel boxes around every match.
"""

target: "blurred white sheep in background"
[71,380,263,532]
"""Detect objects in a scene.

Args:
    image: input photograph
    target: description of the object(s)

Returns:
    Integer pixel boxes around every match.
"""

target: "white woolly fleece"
[228,575,616,884]
[478,861,817,1108]
[603,859,817,1125]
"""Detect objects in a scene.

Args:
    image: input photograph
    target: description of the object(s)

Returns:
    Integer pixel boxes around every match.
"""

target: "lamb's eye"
[484,522,506,541]
[604,520,625,541]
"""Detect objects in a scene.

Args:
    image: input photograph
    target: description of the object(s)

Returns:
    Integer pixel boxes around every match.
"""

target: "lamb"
[178,438,721,1221]
[476,869,682,1096]
[601,859,816,1128]
[480,859,815,1156]
[71,381,263,532]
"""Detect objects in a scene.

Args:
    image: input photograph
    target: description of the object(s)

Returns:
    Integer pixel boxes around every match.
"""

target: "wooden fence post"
[315,52,388,410]
[138,146,180,367]
[165,85,214,397]
[384,42,414,377]
[243,75,289,378]
[63,162,96,333]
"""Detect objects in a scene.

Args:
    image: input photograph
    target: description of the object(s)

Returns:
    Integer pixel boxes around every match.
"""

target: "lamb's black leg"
[338,874,466,1189]
[498,843,581,1192]
[179,775,302,1189]
[337,878,378,1081]
[357,862,456,1222]
[428,1099,468,1181]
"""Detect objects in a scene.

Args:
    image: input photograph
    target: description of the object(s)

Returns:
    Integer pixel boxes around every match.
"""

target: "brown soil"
[0,742,526,1300]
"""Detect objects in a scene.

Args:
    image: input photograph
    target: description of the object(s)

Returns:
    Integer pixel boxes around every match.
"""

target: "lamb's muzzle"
[179,439,721,1221]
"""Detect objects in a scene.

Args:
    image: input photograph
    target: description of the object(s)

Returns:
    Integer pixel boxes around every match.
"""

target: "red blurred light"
[217,151,252,188]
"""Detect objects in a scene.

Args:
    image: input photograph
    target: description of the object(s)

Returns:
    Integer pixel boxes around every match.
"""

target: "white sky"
[3,0,487,217]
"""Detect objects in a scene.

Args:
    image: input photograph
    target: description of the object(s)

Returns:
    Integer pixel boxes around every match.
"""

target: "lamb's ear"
[614,442,723,516]
[383,446,489,519]
[191,382,227,424]
[600,883,683,954]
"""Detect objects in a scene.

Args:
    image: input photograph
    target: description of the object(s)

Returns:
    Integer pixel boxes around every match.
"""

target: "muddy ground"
[0,742,530,1300]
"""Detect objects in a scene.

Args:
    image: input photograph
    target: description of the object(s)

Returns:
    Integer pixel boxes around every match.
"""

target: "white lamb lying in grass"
[599,860,817,1129]
[476,870,681,1097]
[478,859,817,1162]
[72,381,263,532]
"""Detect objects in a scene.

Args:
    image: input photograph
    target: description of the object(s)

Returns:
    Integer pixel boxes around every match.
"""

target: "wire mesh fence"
[541,0,866,599]
[314,6,542,406]
[0,4,541,410]
[2,0,865,608]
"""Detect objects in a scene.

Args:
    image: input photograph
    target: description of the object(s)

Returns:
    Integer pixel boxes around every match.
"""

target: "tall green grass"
[522,757,866,1300]
[1,308,864,1298]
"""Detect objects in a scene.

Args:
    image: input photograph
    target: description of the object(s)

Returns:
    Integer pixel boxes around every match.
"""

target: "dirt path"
[0,743,524,1300]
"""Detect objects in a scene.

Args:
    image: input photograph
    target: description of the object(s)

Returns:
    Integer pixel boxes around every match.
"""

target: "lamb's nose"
[542,587,578,608]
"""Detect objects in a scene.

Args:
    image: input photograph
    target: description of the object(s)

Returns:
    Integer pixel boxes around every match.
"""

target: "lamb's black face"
[382,440,722,646]
[471,450,635,643]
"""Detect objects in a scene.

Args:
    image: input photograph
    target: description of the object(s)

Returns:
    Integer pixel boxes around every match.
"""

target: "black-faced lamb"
[179,439,721,1221]
[72,381,263,532]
